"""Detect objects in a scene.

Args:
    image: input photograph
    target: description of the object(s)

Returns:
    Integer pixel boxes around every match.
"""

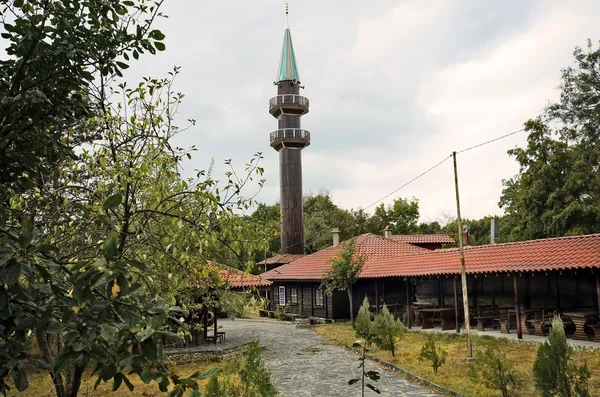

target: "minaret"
[269,4,310,255]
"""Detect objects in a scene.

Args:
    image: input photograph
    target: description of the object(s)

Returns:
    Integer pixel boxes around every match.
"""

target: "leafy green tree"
[441,216,502,246]
[419,334,447,375]
[500,40,600,240]
[0,62,269,397]
[303,192,357,253]
[369,197,420,235]
[372,304,405,358]
[0,0,167,209]
[322,239,367,328]
[469,341,521,397]
[418,221,442,235]
[533,318,591,397]
[249,202,281,264]
[355,296,373,341]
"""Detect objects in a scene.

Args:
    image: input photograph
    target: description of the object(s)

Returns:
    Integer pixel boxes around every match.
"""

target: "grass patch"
[9,361,220,397]
[313,324,600,397]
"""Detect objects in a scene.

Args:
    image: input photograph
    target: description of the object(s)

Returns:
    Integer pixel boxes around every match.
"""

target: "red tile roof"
[362,234,600,278]
[219,268,272,288]
[261,234,427,281]
[257,253,305,265]
[390,234,455,244]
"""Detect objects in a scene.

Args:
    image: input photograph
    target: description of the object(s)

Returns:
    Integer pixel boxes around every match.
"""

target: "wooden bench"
[495,308,517,334]
[558,314,575,338]
[587,324,600,342]
[205,333,224,344]
[532,311,554,337]
[473,307,500,331]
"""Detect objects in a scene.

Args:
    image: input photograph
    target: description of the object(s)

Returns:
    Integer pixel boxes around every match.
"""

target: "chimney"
[490,218,499,244]
[383,225,392,239]
[331,228,340,247]
[462,225,470,246]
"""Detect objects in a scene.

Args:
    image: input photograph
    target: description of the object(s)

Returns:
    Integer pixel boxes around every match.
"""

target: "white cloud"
[327,0,600,222]
[99,0,600,225]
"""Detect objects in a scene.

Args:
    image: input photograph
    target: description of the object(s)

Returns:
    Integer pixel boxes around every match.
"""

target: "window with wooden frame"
[314,287,324,307]
[290,287,298,304]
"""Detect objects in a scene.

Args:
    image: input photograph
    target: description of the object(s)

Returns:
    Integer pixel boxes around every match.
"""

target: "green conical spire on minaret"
[277,4,300,83]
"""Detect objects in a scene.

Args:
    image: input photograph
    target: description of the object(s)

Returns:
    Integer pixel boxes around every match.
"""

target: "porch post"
[454,276,460,333]
[405,278,412,329]
[203,304,208,341]
[513,274,523,339]
[555,273,561,311]
[311,284,315,317]
[300,282,304,315]
[213,303,218,344]
[375,280,379,313]
[596,272,600,314]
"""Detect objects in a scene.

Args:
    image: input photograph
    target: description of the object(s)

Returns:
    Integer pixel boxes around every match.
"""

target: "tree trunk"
[35,329,66,397]
[348,287,355,328]
[67,358,88,397]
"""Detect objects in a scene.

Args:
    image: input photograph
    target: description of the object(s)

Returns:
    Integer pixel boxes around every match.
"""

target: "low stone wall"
[164,343,249,365]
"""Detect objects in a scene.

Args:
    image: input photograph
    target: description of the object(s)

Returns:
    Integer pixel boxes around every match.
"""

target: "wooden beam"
[325,290,329,319]
[596,272,600,314]
[213,303,218,344]
[406,278,412,329]
[555,272,561,311]
[300,282,304,315]
[514,275,522,340]
[375,280,379,313]
[454,277,460,333]
[203,304,208,341]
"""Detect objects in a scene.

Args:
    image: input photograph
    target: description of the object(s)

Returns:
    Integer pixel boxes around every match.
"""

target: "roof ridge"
[437,233,600,252]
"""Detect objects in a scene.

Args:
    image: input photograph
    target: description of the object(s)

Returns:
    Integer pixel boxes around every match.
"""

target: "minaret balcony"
[269,95,309,118]
[270,128,310,150]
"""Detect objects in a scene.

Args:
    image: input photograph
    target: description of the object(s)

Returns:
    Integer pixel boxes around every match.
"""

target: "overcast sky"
[122,0,600,223]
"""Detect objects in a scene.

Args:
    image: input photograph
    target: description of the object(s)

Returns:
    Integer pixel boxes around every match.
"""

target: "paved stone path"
[222,319,442,396]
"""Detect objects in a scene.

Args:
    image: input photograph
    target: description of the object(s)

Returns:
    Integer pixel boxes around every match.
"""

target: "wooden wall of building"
[413,269,599,312]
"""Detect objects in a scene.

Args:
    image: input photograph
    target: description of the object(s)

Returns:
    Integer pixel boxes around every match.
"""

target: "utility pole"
[452,151,472,359]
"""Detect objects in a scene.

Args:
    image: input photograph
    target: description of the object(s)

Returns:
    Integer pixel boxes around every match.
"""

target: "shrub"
[205,375,224,397]
[206,339,276,397]
[355,296,373,340]
[419,334,447,375]
[533,317,591,397]
[468,341,521,397]
[221,290,251,319]
[274,304,290,321]
[372,304,405,357]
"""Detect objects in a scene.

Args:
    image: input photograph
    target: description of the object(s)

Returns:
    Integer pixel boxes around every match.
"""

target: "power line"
[362,126,527,211]
[457,128,525,154]
[363,155,452,210]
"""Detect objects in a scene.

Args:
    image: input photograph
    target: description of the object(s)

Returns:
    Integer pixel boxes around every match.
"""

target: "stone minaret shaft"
[269,8,310,255]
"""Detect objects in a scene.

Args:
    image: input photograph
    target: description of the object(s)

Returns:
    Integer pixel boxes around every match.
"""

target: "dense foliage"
[205,339,277,397]
[501,40,600,240]
[533,318,591,397]
[322,240,366,327]
[0,1,271,395]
